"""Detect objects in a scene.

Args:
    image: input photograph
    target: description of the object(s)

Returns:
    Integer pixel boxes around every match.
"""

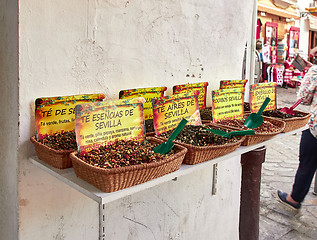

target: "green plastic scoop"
[243,97,271,129]
[154,118,188,154]
[204,128,255,138]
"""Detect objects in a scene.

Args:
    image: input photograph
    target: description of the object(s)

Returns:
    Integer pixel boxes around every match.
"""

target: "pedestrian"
[277,47,317,210]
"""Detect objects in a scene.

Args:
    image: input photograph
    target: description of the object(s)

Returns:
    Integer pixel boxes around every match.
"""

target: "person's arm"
[297,67,317,105]
[303,58,313,70]
[303,46,317,71]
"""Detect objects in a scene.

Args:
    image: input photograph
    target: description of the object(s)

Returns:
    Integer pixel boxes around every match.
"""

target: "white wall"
[297,0,312,54]
[17,0,255,239]
[103,157,241,240]
[299,18,311,55]
[0,0,19,239]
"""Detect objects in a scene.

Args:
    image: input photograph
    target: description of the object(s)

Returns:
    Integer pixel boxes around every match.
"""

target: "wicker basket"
[214,116,286,146]
[266,109,311,133]
[30,136,73,169]
[155,124,245,165]
[70,137,188,193]
[201,120,212,124]
[146,131,156,137]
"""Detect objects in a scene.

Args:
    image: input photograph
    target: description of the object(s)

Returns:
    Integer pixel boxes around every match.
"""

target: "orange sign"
[173,82,208,109]
[250,82,277,112]
[151,91,201,136]
[119,87,167,120]
[75,98,146,155]
[35,94,105,140]
[212,89,244,122]
[220,79,248,90]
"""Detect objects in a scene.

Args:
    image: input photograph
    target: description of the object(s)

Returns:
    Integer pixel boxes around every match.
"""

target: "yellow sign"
[212,89,244,123]
[250,82,277,112]
[119,87,167,120]
[173,82,209,109]
[35,94,105,140]
[220,79,248,90]
[75,97,146,155]
[151,91,201,136]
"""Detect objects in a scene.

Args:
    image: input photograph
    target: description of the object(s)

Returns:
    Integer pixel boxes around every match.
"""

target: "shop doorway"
[309,30,317,63]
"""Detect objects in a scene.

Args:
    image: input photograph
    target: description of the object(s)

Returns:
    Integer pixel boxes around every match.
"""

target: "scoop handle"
[230,130,255,136]
[257,97,271,116]
[289,98,302,110]
[168,118,188,141]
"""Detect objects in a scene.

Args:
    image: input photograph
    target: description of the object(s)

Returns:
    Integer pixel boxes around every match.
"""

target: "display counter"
[29,126,307,240]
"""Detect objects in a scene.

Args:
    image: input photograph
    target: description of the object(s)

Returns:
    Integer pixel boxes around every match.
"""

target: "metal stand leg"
[239,146,266,240]
[99,203,105,240]
[211,163,218,195]
[313,172,317,196]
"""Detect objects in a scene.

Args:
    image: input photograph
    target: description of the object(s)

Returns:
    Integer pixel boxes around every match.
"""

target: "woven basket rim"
[30,135,75,154]
[70,137,188,175]
[146,131,156,137]
[172,137,244,150]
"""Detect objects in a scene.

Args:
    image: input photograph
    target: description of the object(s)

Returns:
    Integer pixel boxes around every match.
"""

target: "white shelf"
[30,126,308,204]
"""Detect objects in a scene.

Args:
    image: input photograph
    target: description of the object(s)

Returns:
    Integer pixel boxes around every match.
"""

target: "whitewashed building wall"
[1,0,255,239]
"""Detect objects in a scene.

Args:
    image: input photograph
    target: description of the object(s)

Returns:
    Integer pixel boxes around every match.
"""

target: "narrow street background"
[259,86,317,239]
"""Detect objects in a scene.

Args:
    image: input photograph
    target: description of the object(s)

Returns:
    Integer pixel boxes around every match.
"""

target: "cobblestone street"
[259,87,317,239]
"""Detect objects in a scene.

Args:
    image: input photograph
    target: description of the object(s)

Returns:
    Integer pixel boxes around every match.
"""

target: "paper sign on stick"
[211,89,244,123]
[35,94,105,140]
[249,82,277,112]
[151,91,201,136]
[74,97,146,155]
[119,87,167,120]
[173,82,209,109]
[220,79,248,90]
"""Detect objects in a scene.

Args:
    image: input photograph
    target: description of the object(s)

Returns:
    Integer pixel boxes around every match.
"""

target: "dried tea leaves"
[159,125,239,146]
[78,140,174,169]
[217,119,281,133]
[39,131,77,151]
[262,109,304,119]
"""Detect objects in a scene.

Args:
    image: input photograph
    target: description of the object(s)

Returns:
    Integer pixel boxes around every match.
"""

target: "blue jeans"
[291,129,317,203]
